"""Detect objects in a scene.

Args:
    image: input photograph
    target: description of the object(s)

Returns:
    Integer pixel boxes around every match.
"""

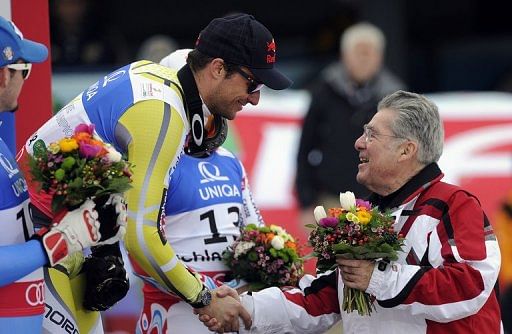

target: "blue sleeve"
[0,111,16,154]
[0,240,47,287]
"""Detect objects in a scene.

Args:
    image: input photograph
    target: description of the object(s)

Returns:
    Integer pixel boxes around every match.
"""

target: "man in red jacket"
[200,90,503,334]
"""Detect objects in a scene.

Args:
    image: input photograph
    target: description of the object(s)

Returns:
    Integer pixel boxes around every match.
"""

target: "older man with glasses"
[199,90,503,334]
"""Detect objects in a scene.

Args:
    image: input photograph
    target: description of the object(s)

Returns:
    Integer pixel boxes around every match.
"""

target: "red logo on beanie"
[266,39,276,64]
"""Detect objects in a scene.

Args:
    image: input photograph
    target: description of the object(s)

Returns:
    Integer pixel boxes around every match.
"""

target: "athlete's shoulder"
[130,60,180,83]
[215,146,237,159]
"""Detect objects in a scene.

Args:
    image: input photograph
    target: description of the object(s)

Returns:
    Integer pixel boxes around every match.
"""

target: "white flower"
[105,144,122,162]
[269,224,284,235]
[339,191,356,210]
[313,206,327,223]
[234,241,255,259]
[271,235,285,250]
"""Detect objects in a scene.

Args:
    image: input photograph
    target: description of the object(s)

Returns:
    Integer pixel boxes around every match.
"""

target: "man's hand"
[94,193,127,245]
[35,199,101,266]
[194,285,251,333]
[337,257,375,291]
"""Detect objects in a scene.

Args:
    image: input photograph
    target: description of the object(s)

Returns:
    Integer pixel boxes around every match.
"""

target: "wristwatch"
[190,286,212,308]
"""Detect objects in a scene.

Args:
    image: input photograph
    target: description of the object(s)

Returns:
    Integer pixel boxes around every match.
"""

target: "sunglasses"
[233,66,263,94]
[6,63,32,80]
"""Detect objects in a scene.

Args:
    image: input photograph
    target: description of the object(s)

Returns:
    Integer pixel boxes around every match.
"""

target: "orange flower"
[73,131,92,142]
[328,207,344,218]
[266,233,275,243]
[285,241,296,250]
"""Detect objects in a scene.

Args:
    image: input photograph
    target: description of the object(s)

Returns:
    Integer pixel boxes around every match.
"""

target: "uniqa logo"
[0,152,19,179]
[25,282,45,306]
[198,162,229,184]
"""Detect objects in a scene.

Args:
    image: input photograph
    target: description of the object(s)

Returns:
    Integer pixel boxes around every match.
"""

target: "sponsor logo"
[25,282,45,306]
[177,249,226,263]
[191,113,204,146]
[86,69,126,101]
[44,303,79,334]
[27,133,38,146]
[267,39,276,52]
[199,184,241,201]
[198,162,229,183]
[266,39,276,64]
[102,70,125,87]
[55,112,74,137]
[11,177,27,197]
[141,83,162,97]
[85,81,100,101]
[3,46,13,61]
[0,152,19,179]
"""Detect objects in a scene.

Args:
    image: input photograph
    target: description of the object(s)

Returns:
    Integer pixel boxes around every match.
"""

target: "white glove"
[95,193,127,245]
[40,199,101,266]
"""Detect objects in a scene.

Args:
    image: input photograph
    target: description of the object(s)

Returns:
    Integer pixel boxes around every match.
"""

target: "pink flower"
[79,142,102,158]
[75,123,95,135]
[319,217,338,228]
[356,199,372,210]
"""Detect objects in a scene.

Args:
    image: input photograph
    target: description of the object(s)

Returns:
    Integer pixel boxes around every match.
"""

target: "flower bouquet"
[307,191,404,316]
[27,123,134,214]
[223,224,304,290]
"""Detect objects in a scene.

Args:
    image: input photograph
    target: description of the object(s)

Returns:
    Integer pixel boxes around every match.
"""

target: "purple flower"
[319,217,338,228]
[75,123,95,135]
[356,199,372,210]
[79,142,102,158]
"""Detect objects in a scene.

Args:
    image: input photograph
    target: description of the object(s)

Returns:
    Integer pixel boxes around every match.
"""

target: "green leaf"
[247,251,258,262]
[32,139,47,158]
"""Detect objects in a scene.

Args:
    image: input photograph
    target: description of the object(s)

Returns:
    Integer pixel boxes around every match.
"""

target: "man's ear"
[209,58,225,80]
[0,67,10,88]
[398,140,418,162]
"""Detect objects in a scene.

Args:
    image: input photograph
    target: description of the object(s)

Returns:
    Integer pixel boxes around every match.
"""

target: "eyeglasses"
[233,66,264,94]
[363,124,405,143]
[6,63,32,80]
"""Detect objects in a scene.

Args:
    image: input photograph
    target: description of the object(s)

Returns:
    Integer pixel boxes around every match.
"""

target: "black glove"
[93,194,127,244]
[82,243,129,311]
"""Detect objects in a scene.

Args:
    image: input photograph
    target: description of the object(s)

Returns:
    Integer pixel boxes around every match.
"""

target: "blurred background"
[8,0,512,332]
[50,0,512,94]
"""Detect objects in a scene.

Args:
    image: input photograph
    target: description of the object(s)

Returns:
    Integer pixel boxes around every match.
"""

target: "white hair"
[159,48,192,70]
[340,22,385,53]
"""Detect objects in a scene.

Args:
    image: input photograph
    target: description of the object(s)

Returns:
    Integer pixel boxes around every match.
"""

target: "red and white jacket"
[240,163,503,333]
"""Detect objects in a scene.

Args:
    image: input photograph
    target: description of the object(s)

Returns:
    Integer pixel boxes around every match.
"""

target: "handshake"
[32,193,127,266]
[194,285,253,333]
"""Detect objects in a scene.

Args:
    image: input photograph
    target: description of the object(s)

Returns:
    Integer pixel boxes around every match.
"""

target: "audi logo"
[25,282,45,306]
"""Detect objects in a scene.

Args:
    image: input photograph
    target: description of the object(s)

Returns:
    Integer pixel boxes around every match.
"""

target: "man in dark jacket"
[296,22,405,226]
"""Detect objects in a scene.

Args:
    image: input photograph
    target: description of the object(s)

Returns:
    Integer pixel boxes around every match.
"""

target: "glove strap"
[41,229,71,267]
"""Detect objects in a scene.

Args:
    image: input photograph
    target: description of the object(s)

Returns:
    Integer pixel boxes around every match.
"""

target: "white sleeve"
[238,274,341,333]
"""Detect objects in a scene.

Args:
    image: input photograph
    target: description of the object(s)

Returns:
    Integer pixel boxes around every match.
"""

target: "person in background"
[50,0,129,67]
[199,90,503,334]
[296,22,405,227]
[0,16,122,333]
[21,13,292,332]
[137,35,178,63]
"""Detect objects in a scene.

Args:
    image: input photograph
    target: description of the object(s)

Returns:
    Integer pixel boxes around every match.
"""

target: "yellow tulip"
[356,210,372,225]
[59,138,79,152]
